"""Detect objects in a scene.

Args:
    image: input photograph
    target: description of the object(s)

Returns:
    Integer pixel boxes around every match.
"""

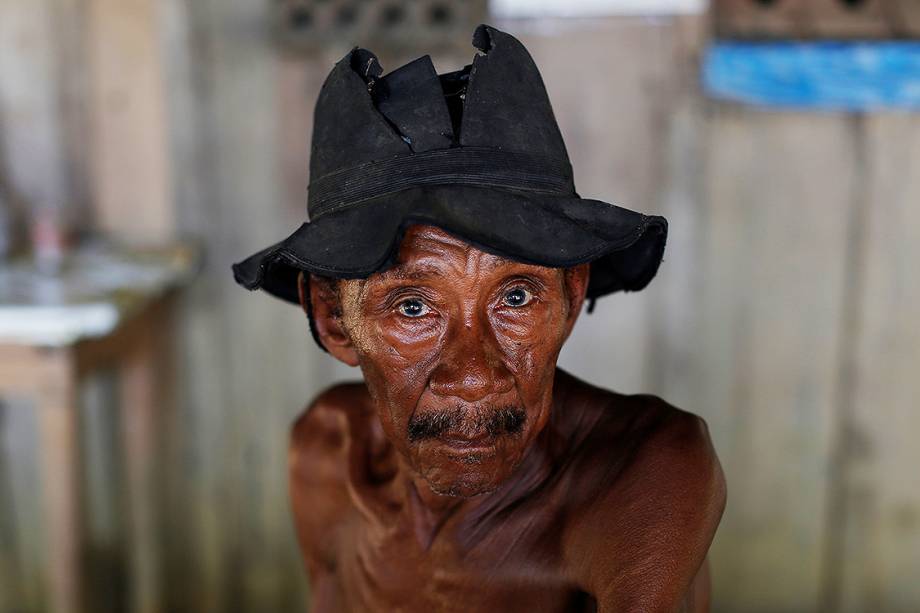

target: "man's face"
[310,224,589,498]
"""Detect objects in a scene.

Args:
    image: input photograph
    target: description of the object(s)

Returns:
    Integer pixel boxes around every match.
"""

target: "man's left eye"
[502,286,534,308]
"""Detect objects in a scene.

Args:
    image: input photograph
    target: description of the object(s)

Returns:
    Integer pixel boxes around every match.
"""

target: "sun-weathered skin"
[290,225,726,613]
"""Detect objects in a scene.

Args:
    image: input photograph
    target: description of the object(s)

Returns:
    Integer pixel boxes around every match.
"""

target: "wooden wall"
[1,3,919,612]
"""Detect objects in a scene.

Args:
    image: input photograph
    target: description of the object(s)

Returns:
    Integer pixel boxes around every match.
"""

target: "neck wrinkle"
[401,468,469,550]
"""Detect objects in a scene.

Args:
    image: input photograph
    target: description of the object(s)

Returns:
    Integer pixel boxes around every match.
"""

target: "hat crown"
[307,24,571,216]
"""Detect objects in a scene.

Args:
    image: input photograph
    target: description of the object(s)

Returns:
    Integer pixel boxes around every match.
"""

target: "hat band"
[307,146,574,219]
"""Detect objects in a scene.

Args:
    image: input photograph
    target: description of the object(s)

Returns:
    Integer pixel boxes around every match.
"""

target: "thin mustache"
[407,402,526,442]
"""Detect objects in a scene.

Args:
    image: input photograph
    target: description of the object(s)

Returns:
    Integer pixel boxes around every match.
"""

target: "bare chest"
[325,509,594,613]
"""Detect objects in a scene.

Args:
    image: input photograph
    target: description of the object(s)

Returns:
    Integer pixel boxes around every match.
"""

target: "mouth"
[435,432,498,454]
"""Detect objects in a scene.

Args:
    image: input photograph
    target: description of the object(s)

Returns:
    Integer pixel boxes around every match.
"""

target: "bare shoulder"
[289,381,372,482]
[289,381,372,568]
[290,380,372,456]
[600,392,725,499]
[557,372,726,611]
[557,369,724,507]
[607,393,726,536]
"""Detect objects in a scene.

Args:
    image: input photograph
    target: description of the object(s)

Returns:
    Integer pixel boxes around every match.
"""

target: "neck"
[398,460,481,549]
[396,420,563,550]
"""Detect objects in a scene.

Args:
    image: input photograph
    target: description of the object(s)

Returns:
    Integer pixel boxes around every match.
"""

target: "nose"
[429,315,514,403]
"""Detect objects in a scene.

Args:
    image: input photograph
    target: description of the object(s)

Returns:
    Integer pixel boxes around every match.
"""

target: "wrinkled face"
[310,224,589,498]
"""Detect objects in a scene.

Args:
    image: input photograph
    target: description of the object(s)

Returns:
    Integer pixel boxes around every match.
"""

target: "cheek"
[497,305,569,424]
[361,369,417,450]
[350,308,443,362]
[495,303,568,371]
[351,320,439,431]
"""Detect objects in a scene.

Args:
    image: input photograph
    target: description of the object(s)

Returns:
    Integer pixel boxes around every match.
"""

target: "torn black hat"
[232,23,668,324]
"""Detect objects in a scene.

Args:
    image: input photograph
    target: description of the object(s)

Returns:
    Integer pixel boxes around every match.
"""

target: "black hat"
[232,24,667,315]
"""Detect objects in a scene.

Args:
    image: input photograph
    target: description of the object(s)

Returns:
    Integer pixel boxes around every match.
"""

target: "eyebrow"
[356,264,442,300]
[359,257,545,297]
[378,257,523,281]
[381,265,445,281]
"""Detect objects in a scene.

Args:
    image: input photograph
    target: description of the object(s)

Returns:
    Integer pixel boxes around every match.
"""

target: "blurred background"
[1,0,919,611]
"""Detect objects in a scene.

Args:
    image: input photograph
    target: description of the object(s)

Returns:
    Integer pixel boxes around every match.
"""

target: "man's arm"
[566,400,727,613]
[681,555,712,613]
[288,382,365,610]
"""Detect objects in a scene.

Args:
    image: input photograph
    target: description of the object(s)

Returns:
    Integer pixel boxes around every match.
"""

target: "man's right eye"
[396,298,431,318]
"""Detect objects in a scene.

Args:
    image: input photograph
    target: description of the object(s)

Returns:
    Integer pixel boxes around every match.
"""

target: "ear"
[298,272,360,367]
[560,263,590,343]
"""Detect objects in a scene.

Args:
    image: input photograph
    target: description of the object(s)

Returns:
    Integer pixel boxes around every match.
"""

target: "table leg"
[120,312,165,613]
[35,348,82,613]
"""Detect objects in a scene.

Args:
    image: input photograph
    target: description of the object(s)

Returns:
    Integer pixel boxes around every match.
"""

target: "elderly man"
[233,24,725,612]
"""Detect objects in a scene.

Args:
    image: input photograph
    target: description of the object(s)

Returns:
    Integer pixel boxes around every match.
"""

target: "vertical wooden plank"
[86,0,174,243]
[698,109,854,613]
[161,0,321,608]
[832,113,920,613]
[0,396,45,613]
[0,0,71,215]
[0,346,85,611]
[153,4,223,604]
[118,308,169,613]
[189,1,284,606]
[646,14,709,407]
[79,368,129,613]
[35,348,82,613]
[48,0,94,232]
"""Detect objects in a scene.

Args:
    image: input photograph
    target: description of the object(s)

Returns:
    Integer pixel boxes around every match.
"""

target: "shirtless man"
[231,23,726,612]
[288,224,725,612]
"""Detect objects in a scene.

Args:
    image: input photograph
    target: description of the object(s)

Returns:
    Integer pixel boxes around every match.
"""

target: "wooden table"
[0,243,196,613]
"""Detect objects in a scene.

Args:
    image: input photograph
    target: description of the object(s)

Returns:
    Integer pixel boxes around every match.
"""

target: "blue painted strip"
[702,41,920,111]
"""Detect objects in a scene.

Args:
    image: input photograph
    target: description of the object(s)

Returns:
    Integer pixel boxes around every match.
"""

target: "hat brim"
[231,185,667,304]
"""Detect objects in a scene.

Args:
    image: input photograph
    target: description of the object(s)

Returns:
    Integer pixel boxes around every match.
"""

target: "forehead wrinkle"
[385,263,445,281]
[468,251,515,276]
[372,260,452,284]
[386,252,550,286]
[354,229,559,303]
[400,225,521,275]
[405,225,472,251]
[409,235,516,279]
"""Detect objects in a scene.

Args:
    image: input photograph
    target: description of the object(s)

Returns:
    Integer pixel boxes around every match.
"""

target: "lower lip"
[437,437,496,453]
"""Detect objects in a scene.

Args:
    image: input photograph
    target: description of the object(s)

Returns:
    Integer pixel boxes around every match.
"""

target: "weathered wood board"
[831,114,920,613]
[696,109,856,613]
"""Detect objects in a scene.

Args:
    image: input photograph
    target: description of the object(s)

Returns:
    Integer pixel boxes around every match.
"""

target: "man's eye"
[502,286,534,308]
[396,298,431,318]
